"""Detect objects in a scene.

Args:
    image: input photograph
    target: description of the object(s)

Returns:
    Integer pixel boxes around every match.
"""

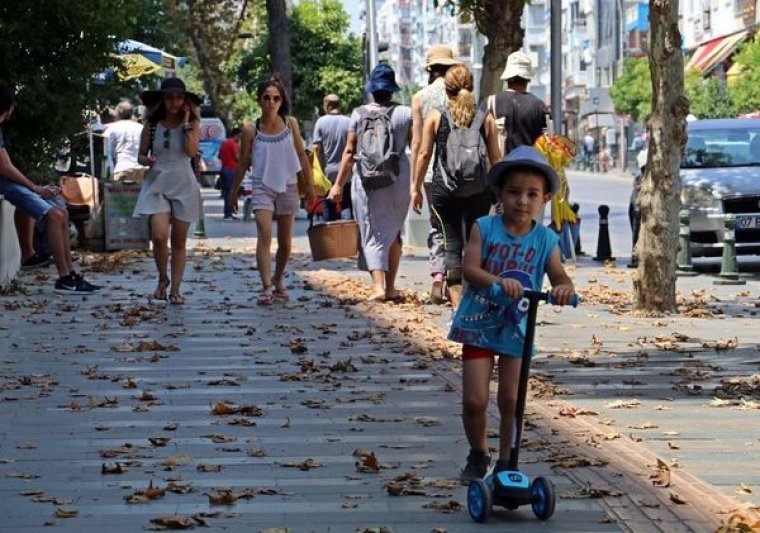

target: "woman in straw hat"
[135,77,202,305]
[411,64,502,309]
[410,44,461,305]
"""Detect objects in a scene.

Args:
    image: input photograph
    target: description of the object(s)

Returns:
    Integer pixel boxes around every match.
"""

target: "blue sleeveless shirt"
[448,216,559,357]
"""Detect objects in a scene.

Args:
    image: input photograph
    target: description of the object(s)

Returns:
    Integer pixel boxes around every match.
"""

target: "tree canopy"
[728,35,760,114]
[0,1,153,177]
[238,0,363,122]
[609,58,652,123]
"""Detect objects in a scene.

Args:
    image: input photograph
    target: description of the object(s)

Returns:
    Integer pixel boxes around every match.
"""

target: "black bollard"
[571,203,584,256]
[594,205,615,261]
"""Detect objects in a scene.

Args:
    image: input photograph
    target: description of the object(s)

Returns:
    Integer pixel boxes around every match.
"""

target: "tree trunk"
[266,0,292,100]
[634,0,689,312]
[473,0,526,99]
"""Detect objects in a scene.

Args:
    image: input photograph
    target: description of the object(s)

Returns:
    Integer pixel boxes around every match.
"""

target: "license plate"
[736,215,760,229]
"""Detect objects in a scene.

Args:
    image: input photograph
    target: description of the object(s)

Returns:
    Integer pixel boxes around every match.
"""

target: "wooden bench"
[0,194,20,287]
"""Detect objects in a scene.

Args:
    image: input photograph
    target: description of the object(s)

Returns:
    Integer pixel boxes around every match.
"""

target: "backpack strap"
[470,108,487,131]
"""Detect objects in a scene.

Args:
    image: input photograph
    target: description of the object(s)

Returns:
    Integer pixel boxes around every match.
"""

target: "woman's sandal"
[257,287,274,306]
[273,286,289,302]
[150,278,170,303]
[169,292,186,305]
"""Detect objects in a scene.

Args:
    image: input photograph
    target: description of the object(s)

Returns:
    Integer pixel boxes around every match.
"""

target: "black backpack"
[436,107,488,197]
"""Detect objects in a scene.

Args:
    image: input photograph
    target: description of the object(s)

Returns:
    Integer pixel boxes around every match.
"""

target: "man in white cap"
[487,51,548,155]
[410,44,461,304]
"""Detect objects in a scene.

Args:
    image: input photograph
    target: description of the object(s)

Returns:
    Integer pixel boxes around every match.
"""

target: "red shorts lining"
[462,345,498,360]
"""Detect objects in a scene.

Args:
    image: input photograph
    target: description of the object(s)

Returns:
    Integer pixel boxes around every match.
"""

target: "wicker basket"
[307,220,359,261]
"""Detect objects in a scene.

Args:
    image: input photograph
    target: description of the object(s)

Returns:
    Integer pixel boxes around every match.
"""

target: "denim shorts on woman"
[251,180,299,216]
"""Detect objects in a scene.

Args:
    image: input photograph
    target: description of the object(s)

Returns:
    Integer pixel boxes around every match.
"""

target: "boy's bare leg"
[462,357,495,454]
[496,357,523,462]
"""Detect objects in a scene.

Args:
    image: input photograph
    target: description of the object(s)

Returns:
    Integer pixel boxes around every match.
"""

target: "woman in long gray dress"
[328,63,412,301]
[134,78,202,305]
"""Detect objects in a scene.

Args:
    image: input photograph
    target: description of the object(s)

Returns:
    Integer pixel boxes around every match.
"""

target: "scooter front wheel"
[531,476,556,520]
[467,478,492,523]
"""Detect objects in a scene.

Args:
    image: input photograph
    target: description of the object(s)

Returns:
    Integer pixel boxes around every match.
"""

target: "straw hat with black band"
[425,44,461,71]
[140,78,202,108]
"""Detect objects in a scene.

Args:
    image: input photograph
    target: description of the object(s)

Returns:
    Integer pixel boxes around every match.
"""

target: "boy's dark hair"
[0,81,14,114]
[229,127,242,137]
[493,164,552,194]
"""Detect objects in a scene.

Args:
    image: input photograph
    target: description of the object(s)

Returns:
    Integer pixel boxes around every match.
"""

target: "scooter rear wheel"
[531,476,556,520]
[467,478,492,523]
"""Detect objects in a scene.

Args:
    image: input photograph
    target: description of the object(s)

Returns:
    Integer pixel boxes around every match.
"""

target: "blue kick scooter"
[467,289,579,523]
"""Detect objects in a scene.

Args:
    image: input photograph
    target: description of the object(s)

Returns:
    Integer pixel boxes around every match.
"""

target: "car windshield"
[683,126,760,168]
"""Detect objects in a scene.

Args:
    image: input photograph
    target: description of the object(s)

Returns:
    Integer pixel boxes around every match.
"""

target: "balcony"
[524,26,547,46]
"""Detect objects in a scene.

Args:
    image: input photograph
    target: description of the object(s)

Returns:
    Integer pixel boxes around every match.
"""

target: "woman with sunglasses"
[230,76,315,305]
[134,78,202,305]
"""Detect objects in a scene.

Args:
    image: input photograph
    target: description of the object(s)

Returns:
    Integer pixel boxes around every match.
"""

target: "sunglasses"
[163,128,170,150]
[262,95,281,103]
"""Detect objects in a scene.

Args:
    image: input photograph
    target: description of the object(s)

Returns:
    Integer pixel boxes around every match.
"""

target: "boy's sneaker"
[21,253,53,271]
[493,458,511,475]
[55,274,100,294]
[459,448,491,485]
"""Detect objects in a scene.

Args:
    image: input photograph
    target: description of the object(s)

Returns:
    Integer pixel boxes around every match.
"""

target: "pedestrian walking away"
[487,52,548,156]
[0,80,100,294]
[312,94,352,221]
[230,75,316,306]
[105,100,146,181]
[410,44,461,305]
[412,63,502,309]
[218,126,242,221]
[134,77,202,305]
[328,63,412,302]
[447,145,574,484]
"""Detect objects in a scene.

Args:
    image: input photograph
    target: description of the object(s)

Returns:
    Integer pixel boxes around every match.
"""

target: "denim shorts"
[0,179,64,221]
[251,180,299,216]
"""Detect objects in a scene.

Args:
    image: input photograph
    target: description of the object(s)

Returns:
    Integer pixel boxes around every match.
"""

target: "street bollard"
[593,205,615,261]
[714,214,745,285]
[571,203,584,256]
[193,191,207,239]
[676,209,698,277]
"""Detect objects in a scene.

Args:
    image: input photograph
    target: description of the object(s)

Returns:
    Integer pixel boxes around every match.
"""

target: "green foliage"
[684,71,735,119]
[238,0,363,122]
[729,36,760,114]
[0,1,153,177]
[609,57,652,123]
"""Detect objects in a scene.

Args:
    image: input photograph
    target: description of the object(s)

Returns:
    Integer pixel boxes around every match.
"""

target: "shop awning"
[686,31,748,75]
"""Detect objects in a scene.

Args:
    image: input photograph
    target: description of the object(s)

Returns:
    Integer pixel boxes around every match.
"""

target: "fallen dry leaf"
[650,459,671,488]
[736,484,754,496]
[277,458,322,471]
[147,515,194,530]
[354,449,381,473]
[422,499,462,513]
[669,492,687,505]
[55,507,78,519]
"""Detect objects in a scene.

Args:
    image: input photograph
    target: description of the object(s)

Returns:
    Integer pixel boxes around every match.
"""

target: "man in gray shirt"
[313,94,351,220]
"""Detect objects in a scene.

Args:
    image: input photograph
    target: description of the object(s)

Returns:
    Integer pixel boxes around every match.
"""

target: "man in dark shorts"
[0,81,99,293]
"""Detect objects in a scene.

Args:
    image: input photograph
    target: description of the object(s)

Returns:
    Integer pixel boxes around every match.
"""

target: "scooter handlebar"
[524,289,580,308]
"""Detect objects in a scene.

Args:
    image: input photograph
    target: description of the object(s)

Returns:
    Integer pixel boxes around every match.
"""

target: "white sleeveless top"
[251,119,302,193]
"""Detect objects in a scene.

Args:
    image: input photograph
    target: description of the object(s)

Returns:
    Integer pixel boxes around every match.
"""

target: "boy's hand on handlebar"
[500,278,523,300]
[551,285,575,306]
